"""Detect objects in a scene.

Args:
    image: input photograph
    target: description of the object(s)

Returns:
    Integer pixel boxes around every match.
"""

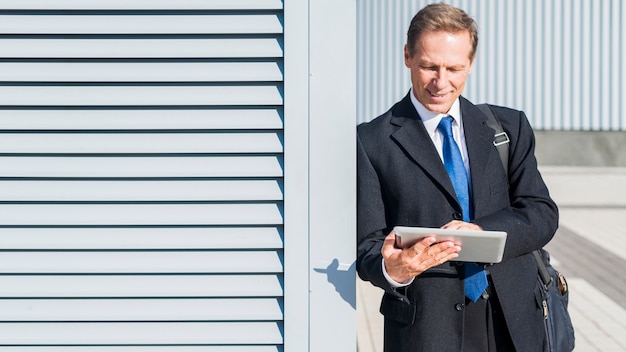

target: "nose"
[432,69,448,88]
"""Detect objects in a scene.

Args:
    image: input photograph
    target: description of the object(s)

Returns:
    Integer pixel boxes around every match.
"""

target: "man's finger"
[408,236,436,256]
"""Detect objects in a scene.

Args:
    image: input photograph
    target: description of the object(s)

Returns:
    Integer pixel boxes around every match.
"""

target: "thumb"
[381,232,400,258]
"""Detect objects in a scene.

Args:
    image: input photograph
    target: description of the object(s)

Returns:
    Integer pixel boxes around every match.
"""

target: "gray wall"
[535,131,626,167]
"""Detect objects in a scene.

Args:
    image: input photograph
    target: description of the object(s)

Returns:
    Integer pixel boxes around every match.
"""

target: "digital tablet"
[393,226,507,263]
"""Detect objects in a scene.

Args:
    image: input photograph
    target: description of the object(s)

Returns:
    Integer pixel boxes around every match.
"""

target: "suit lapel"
[388,94,457,201]
[387,95,498,219]
[460,98,499,213]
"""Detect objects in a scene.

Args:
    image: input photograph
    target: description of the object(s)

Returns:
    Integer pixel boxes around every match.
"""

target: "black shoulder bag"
[477,104,575,352]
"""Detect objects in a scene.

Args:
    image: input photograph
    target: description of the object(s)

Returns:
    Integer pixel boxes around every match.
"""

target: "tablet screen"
[393,226,507,263]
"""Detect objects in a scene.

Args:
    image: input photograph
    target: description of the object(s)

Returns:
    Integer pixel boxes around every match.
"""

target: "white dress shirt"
[409,89,470,174]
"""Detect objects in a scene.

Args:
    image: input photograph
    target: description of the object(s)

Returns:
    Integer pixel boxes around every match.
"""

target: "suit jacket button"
[453,212,463,220]
[455,303,465,311]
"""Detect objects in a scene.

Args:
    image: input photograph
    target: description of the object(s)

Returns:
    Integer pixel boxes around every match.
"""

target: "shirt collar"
[409,88,462,133]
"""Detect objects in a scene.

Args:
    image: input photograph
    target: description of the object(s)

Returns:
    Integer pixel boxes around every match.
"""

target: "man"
[357,3,558,352]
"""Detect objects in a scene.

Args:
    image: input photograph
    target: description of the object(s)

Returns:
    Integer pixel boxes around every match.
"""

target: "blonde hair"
[406,3,478,61]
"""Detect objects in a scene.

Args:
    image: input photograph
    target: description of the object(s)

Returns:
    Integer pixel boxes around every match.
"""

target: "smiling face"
[404,30,475,114]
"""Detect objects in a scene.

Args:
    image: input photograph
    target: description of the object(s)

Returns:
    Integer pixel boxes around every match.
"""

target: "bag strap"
[476,104,552,287]
[532,250,552,287]
[477,104,510,175]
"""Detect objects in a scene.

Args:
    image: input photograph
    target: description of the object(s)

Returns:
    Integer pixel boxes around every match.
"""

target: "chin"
[425,102,452,114]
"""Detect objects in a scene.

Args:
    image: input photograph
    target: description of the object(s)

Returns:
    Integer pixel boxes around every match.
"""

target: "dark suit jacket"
[357,93,559,352]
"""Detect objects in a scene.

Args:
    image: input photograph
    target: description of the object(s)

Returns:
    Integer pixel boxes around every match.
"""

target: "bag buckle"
[493,132,510,146]
[557,272,568,295]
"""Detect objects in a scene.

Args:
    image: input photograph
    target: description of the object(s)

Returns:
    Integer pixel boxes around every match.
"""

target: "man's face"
[404,30,474,114]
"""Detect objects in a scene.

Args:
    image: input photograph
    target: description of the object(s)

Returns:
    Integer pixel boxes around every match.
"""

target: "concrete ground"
[357,166,626,352]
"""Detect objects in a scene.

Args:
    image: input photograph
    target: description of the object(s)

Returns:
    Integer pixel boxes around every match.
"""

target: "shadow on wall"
[314,259,356,309]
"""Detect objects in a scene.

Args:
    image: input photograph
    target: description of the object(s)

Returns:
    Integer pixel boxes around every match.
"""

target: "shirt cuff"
[382,258,415,288]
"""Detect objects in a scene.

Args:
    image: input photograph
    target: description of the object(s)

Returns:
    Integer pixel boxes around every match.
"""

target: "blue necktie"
[437,116,488,302]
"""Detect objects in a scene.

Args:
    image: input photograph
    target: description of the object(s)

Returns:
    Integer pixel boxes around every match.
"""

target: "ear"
[404,45,412,67]
[468,55,476,74]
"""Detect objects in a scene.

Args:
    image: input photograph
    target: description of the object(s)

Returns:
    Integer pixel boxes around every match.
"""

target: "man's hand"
[381,229,462,284]
[440,220,483,231]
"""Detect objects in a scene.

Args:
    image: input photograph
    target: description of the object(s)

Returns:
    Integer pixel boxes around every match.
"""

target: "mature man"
[357,3,558,351]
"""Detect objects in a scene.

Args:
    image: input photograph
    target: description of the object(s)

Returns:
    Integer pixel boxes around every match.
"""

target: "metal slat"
[0,275,283,298]
[0,15,283,34]
[0,86,283,106]
[0,180,283,201]
[0,298,283,321]
[0,322,283,345]
[0,38,283,58]
[0,348,282,352]
[0,251,284,273]
[0,0,284,10]
[0,227,283,250]
[0,156,283,177]
[0,133,283,154]
[0,62,283,82]
[0,204,283,226]
[0,109,284,130]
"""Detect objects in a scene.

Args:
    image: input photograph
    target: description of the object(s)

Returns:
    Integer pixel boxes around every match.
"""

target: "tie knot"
[437,116,454,137]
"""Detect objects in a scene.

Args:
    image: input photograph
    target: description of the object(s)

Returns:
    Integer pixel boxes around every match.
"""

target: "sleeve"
[356,131,397,292]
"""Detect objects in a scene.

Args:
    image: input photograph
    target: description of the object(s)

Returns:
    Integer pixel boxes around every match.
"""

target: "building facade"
[357,0,626,132]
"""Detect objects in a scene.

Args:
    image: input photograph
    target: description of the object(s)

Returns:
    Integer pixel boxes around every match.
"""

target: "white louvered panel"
[0,275,283,298]
[0,251,283,273]
[0,204,283,226]
[0,298,282,321]
[0,15,283,34]
[0,156,283,177]
[0,133,283,154]
[0,348,281,352]
[0,2,286,350]
[0,0,284,10]
[0,109,283,130]
[0,180,282,201]
[0,227,283,250]
[0,86,283,106]
[0,62,283,82]
[0,39,283,58]
[0,322,283,345]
